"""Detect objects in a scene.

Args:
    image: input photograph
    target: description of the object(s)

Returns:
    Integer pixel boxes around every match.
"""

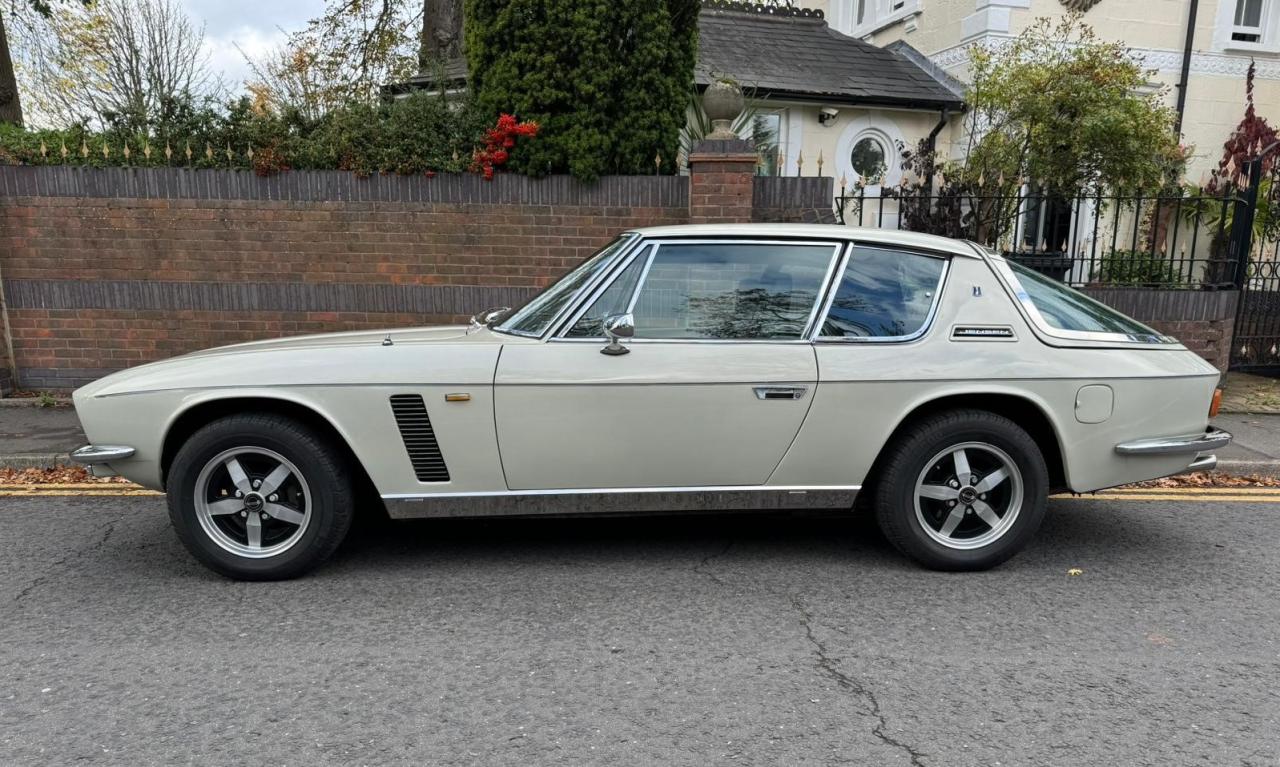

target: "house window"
[1234,0,1266,42]
[850,136,888,182]
[848,0,920,36]
[750,112,784,176]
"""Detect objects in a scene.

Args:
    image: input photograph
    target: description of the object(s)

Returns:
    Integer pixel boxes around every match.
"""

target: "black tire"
[873,409,1048,571]
[167,413,355,580]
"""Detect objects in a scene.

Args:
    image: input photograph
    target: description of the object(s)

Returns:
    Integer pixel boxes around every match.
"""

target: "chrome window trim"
[553,241,658,338]
[625,246,659,314]
[985,253,1179,346]
[550,238,844,342]
[809,242,952,344]
[494,233,642,340]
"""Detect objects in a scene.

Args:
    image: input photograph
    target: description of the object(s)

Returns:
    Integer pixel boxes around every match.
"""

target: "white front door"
[494,343,817,490]
[493,239,842,491]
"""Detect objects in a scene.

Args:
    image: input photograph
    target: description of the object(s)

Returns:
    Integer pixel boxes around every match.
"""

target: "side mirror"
[601,313,635,356]
[469,306,510,330]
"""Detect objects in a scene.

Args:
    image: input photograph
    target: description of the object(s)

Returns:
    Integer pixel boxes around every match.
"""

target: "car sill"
[381,485,861,519]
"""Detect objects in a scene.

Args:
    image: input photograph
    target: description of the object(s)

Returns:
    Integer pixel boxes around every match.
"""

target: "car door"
[493,239,842,491]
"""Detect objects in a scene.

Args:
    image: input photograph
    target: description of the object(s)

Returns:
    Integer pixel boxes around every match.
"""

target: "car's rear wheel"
[167,414,354,580]
[873,409,1048,571]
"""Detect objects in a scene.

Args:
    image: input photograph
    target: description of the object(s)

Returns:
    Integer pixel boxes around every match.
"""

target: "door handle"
[753,386,808,401]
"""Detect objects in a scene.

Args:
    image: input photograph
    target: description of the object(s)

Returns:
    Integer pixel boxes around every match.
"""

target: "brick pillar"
[687,138,757,224]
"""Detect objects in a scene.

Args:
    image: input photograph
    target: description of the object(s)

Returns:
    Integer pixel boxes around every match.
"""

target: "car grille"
[389,394,451,483]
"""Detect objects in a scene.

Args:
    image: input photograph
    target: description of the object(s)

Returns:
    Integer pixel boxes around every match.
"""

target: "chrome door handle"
[754,386,808,401]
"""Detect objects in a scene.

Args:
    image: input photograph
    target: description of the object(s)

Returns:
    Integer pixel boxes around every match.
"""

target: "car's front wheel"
[167,414,354,580]
[873,409,1048,571]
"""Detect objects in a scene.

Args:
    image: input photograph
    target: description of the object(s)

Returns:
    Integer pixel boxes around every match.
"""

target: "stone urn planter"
[702,79,744,140]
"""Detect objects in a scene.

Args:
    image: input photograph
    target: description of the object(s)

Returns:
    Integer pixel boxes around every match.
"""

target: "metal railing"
[833,185,1245,289]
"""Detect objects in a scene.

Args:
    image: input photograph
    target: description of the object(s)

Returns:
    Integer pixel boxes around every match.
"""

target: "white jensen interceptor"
[71,224,1230,579]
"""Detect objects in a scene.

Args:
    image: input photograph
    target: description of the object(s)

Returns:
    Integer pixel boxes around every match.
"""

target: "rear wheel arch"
[866,391,1068,494]
[160,396,378,502]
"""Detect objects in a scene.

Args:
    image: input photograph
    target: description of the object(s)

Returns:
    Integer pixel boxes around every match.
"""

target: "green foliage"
[0,92,496,176]
[466,0,699,180]
[1093,249,1181,286]
[959,15,1181,199]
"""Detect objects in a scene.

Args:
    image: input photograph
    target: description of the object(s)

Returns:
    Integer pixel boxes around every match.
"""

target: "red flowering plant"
[471,113,539,180]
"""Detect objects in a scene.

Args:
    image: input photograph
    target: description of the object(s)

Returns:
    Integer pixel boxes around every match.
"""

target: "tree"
[960,15,1180,199]
[12,0,218,131]
[466,0,700,180]
[0,0,89,126]
[247,0,421,117]
[420,0,463,69]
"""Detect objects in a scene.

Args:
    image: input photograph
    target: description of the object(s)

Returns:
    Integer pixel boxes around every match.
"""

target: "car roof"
[625,224,983,259]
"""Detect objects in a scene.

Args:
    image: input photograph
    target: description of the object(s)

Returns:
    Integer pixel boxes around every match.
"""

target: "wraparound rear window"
[1003,260,1173,343]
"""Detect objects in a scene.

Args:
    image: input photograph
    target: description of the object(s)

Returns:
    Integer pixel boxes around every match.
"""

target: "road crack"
[691,539,733,586]
[789,594,928,767]
[13,512,124,603]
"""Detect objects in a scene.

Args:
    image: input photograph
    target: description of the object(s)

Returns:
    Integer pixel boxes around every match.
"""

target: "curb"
[0,400,74,408]
[1215,459,1280,480]
[0,453,73,469]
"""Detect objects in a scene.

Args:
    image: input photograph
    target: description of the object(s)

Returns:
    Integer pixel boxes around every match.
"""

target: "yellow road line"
[2,486,1279,501]
[1095,489,1280,494]
[0,489,162,497]
[1052,493,1280,503]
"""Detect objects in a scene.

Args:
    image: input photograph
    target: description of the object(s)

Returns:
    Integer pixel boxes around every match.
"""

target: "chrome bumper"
[70,444,136,464]
[1175,454,1218,475]
[1115,427,1232,456]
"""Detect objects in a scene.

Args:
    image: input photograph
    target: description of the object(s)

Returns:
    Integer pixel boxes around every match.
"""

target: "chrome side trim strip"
[70,444,136,464]
[1115,428,1232,455]
[381,484,862,520]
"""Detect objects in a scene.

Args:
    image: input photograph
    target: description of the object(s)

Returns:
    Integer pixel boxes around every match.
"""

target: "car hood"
[74,324,523,399]
[180,324,493,358]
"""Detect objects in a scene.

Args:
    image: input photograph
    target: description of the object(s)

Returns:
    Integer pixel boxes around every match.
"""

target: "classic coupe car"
[72,224,1230,579]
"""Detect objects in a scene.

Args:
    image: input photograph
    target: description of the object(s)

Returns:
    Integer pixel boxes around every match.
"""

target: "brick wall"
[0,163,835,391]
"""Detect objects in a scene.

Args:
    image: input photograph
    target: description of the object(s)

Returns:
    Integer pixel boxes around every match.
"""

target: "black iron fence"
[833,185,1249,290]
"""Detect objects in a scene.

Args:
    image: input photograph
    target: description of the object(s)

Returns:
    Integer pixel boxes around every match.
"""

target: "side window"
[819,246,947,339]
[628,242,834,340]
[565,246,651,337]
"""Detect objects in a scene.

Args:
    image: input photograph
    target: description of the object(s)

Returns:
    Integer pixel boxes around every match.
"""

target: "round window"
[850,136,887,181]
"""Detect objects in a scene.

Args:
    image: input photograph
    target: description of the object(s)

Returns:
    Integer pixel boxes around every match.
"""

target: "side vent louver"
[389,394,451,482]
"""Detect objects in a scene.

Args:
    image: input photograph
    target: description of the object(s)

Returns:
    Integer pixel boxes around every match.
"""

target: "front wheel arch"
[160,396,380,506]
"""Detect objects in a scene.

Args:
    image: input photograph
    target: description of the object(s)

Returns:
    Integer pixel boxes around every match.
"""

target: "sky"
[180,0,322,91]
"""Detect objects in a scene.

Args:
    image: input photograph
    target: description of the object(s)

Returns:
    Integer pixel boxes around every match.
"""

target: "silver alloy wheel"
[193,447,312,559]
[913,441,1024,550]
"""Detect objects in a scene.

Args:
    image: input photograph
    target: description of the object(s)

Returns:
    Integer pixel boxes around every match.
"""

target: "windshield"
[494,235,635,337]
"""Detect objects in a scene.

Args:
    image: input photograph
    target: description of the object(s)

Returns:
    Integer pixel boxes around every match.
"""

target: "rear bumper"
[69,444,136,464]
[1174,453,1218,475]
[1115,427,1232,456]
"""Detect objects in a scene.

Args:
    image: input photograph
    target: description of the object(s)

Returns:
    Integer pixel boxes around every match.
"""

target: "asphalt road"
[1,495,1278,766]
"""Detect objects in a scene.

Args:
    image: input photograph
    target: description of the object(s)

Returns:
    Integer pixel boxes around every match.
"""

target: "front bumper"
[1115,427,1232,456]
[70,444,136,464]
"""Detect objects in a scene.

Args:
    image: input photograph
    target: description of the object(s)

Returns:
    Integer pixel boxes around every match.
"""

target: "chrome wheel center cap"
[958,486,978,505]
[243,493,265,513]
